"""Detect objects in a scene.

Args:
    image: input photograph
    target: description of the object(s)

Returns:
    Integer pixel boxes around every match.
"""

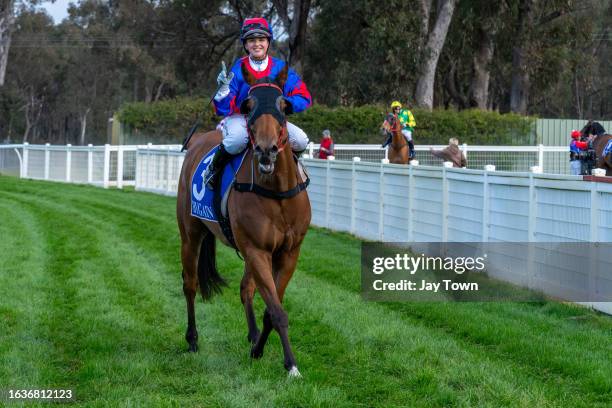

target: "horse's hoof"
[250,346,264,359]
[287,366,302,378]
[188,343,198,353]
[247,331,260,345]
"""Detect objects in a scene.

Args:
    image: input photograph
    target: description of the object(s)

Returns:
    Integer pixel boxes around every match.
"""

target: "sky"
[40,0,71,24]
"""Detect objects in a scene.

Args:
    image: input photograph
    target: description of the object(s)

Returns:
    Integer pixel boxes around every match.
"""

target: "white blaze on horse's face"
[252,114,282,175]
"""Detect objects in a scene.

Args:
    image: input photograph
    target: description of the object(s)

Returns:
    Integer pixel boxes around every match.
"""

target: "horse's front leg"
[240,267,259,344]
[250,248,301,376]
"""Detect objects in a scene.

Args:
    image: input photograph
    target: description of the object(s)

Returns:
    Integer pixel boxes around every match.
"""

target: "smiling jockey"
[204,17,312,189]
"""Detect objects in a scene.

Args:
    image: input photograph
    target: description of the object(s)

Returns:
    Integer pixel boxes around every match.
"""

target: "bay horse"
[383,114,410,164]
[176,63,311,377]
[582,121,612,176]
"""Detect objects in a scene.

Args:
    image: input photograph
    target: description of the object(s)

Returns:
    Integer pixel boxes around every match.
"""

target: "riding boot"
[408,141,415,159]
[204,144,233,190]
[382,134,392,148]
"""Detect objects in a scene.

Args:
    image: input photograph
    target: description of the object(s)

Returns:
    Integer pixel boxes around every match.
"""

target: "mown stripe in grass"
[1,176,611,407]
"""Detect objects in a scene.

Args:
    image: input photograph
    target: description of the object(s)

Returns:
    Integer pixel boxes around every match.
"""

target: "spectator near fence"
[318,129,334,159]
[430,137,467,168]
[569,129,588,175]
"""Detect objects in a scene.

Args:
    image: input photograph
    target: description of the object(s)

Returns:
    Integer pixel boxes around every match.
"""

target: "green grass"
[0,175,610,407]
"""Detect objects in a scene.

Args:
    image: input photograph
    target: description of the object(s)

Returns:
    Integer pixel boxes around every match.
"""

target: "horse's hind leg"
[240,268,260,344]
[180,222,205,352]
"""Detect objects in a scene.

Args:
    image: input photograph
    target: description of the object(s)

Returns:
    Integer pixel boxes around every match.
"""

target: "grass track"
[0,175,611,407]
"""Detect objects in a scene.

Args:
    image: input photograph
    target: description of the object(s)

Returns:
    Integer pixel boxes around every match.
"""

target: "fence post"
[147,142,153,190]
[378,162,385,240]
[309,142,314,158]
[408,164,414,242]
[482,170,490,241]
[87,144,93,184]
[22,143,29,178]
[538,144,544,171]
[528,172,537,242]
[103,144,110,188]
[325,159,331,229]
[166,146,172,193]
[384,146,389,161]
[441,167,449,242]
[117,146,124,189]
[590,182,599,242]
[350,158,358,234]
[44,143,50,180]
[66,144,72,182]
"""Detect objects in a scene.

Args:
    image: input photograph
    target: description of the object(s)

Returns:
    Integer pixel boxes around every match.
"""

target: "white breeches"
[220,114,309,155]
[401,129,413,142]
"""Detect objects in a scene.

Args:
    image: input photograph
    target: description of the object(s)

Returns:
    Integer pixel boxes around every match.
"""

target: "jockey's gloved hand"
[214,61,234,101]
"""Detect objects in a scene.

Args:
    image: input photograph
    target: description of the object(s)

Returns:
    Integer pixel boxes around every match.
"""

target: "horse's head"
[387,114,401,133]
[240,63,292,175]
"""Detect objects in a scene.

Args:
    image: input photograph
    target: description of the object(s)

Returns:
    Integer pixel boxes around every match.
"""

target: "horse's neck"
[255,148,298,192]
[391,130,405,145]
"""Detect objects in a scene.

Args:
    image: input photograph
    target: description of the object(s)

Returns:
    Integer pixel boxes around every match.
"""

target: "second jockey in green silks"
[204,17,312,189]
[382,101,416,159]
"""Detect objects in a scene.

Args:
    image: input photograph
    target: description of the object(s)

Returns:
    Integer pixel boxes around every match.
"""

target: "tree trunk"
[79,108,90,145]
[0,1,15,87]
[272,0,312,74]
[510,0,536,114]
[415,0,457,109]
[469,27,495,109]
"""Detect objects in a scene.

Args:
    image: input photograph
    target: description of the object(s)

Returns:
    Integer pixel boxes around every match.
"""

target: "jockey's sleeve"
[408,111,416,128]
[284,68,312,113]
[575,141,588,150]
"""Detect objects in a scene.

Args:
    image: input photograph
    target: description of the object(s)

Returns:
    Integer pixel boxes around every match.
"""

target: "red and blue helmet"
[240,17,273,42]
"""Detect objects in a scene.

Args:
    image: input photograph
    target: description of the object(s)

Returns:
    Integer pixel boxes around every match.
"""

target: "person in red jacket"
[318,129,334,159]
[569,130,588,175]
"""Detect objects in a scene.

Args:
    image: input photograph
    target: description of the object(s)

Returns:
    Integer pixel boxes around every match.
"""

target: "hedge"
[117,98,537,145]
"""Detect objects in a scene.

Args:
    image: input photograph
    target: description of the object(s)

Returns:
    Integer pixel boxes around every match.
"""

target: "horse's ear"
[241,61,256,86]
[275,62,289,90]
[276,96,293,115]
[240,97,256,115]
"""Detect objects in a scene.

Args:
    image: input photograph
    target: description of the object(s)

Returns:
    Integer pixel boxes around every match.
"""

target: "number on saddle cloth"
[190,146,249,223]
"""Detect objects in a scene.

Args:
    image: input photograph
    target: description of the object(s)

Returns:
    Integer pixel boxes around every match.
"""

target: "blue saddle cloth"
[191,146,248,222]
[603,139,612,158]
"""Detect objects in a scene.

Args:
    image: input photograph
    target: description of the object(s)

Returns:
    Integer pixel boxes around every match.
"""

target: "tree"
[272,0,313,74]
[0,0,15,86]
[414,0,457,109]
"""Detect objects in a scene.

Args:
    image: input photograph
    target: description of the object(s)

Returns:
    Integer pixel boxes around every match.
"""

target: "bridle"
[388,114,407,150]
[245,82,289,152]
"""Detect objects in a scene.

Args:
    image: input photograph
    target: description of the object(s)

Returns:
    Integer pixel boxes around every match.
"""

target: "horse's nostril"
[271,145,279,154]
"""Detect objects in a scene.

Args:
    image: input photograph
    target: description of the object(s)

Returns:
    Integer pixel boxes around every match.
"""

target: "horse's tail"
[198,233,227,300]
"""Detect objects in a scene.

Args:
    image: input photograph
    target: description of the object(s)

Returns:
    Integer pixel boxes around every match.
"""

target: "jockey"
[382,101,416,158]
[204,17,312,189]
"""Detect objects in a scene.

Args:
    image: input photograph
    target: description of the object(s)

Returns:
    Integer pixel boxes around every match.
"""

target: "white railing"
[0,143,181,188]
[307,143,570,174]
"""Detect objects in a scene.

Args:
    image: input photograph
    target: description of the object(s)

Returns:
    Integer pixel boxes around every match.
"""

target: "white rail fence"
[1,143,611,314]
[0,143,576,183]
[309,143,571,174]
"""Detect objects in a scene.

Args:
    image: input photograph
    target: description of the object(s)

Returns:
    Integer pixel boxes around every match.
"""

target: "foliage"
[118,98,537,145]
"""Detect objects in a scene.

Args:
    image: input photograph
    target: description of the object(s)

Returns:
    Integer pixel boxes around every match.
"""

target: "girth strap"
[233,177,310,200]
